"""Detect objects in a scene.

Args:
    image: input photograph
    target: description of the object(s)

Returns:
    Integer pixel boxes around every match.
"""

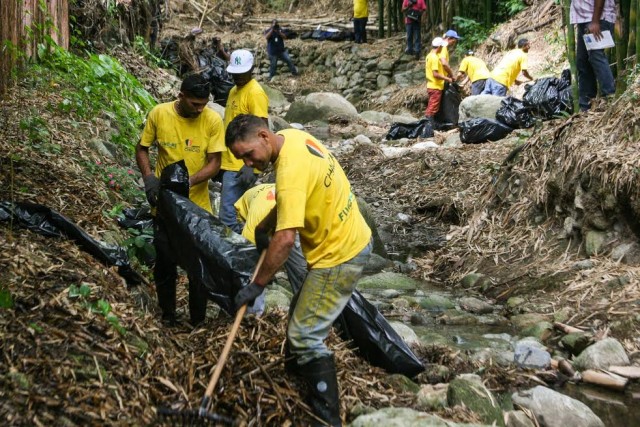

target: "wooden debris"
[606,366,640,379]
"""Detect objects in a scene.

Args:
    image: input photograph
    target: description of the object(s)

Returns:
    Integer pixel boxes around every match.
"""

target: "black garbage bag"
[495,97,535,129]
[523,70,573,119]
[156,162,258,315]
[335,290,425,378]
[117,207,153,231]
[386,118,434,140]
[434,82,461,128]
[0,201,144,285]
[459,118,513,144]
[198,53,234,106]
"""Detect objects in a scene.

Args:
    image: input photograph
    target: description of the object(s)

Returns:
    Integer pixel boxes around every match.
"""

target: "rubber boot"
[297,356,342,427]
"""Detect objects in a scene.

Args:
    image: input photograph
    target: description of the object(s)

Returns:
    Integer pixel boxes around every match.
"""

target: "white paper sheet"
[583,30,615,50]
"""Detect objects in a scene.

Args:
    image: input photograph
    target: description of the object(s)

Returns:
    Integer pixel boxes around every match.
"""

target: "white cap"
[431,37,448,48]
[226,49,254,74]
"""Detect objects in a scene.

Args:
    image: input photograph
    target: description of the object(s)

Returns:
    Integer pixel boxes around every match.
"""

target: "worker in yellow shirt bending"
[226,115,372,426]
[456,50,491,95]
[135,74,225,326]
[353,0,369,44]
[220,49,269,234]
[482,38,534,96]
[425,37,453,120]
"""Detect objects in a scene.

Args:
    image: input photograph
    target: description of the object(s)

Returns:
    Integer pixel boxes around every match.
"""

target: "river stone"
[377,74,391,89]
[421,364,451,384]
[389,321,420,345]
[438,309,479,326]
[447,377,504,426]
[478,314,510,326]
[506,296,525,310]
[610,243,634,262]
[393,71,414,87]
[510,313,549,331]
[260,84,288,109]
[505,410,535,427]
[559,332,591,356]
[459,95,504,122]
[572,259,594,270]
[264,289,291,310]
[521,321,553,342]
[305,120,330,140]
[512,386,604,427]
[381,289,401,299]
[353,134,372,144]
[363,253,394,274]
[416,383,448,411]
[459,297,494,314]
[573,337,630,370]
[357,272,419,291]
[357,197,388,257]
[383,374,420,393]
[351,407,489,426]
[284,92,358,123]
[269,115,290,132]
[514,342,551,369]
[460,273,484,289]
[410,313,430,326]
[378,59,395,71]
[330,75,349,90]
[390,113,420,124]
[585,230,606,256]
[418,294,455,311]
[360,110,392,124]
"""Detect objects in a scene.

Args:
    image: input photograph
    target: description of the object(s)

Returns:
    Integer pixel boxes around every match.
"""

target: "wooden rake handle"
[202,250,267,402]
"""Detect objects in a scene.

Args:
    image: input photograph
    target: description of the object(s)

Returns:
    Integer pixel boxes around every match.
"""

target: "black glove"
[238,165,258,187]
[143,175,160,207]
[235,282,265,309]
[255,227,271,253]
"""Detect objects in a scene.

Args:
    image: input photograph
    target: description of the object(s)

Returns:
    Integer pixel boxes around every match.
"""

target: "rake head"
[156,406,234,426]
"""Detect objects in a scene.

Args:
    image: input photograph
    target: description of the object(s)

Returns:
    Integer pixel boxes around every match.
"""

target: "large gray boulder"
[260,84,289,109]
[284,92,358,124]
[350,407,491,426]
[512,386,604,427]
[459,95,504,122]
[447,376,503,426]
[573,337,630,370]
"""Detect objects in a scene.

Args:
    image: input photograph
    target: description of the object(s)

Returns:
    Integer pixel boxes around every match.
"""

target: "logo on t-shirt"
[184,139,200,153]
[305,139,324,158]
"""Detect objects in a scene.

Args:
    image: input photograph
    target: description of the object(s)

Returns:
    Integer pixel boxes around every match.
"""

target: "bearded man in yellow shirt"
[226,114,372,427]
[135,74,225,326]
[482,38,534,96]
[456,50,491,95]
[219,49,269,234]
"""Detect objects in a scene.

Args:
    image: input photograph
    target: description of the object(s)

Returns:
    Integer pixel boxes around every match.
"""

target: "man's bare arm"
[135,143,153,177]
[253,228,296,286]
[189,152,221,187]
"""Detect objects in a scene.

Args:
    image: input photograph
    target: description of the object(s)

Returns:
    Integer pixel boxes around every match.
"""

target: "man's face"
[231,70,252,87]
[522,43,531,52]
[446,37,457,48]
[178,94,208,118]
[230,131,272,171]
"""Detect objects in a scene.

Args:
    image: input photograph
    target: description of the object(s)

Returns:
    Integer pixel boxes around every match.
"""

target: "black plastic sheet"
[459,118,513,144]
[0,201,144,285]
[117,207,153,231]
[523,70,573,119]
[197,52,234,106]
[434,82,461,128]
[386,118,434,140]
[495,97,535,129]
[336,290,425,378]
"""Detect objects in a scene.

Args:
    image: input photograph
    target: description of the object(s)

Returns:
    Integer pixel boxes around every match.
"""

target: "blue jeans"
[353,17,368,43]
[576,20,616,110]
[220,170,253,234]
[268,50,298,79]
[405,22,421,55]
[471,79,487,96]
[287,241,372,365]
[481,78,508,96]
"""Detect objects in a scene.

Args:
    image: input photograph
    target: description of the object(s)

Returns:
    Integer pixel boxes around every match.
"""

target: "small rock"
[410,313,430,326]
[505,410,535,427]
[415,383,448,411]
[521,321,553,342]
[459,296,494,314]
[514,342,551,369]
[572,259,595,270]
[585,230,607,256]
[611,243,634,262]
[419,365,451,384]
[573,337,630,370]
[510,313,549,330]
[290,122,304,130]
[397,212,411,223]
[460,273,484,288]
[438,309,479,326]
[447,376,503,426]
[353,134,372,144]
[389,321,420,345]
[382,374,420,393]
[418,294,455,312]
[560,332,591,356]
[381,289,401,299]
[506,296,525,310]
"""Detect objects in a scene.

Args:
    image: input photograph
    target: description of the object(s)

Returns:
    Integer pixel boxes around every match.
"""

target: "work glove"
[254,227,271,253]
[235,282,265,310]
[238,165,258,187]
[143,175,161,207]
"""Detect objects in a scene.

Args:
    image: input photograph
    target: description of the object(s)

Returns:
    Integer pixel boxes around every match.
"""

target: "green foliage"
[133,36,170,68]
[29,44,155,155]
[499,0,527,17]
[452,17,492,53]
[122,227,156,265]
[83,159,145,205]
[68,283,126,335]
[19,115,62,155]
[0,287,14,309]
[266,0,289,11]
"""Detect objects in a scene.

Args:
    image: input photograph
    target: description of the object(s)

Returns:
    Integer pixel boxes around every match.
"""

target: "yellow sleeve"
[458,58,468,74]
[248,87,269,118]
[140,108,157,147]
[207,112,225,153]
[521,52,528,71]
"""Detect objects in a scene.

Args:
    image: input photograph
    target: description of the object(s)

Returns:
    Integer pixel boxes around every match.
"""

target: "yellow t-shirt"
[354,0,368,18]
[438,45,449,63]
[426,51,445,90]
[458,56,490,82]
[234,184,276,243]
[222,79,269,171]
[140,102,225,213]
[490,48,528,88]
[274,129,371,268]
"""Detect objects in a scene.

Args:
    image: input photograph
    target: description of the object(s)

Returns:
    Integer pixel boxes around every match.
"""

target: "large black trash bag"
[335,290,425,378]
[434,82,461,128]
[495,97,535,129]
[197,52,234,106]
[117,207,153,231]
[0,201,143,285]
[386,118,434,140]
[523,70,573,119]
[459,118,513,144]
[156,161,258,315]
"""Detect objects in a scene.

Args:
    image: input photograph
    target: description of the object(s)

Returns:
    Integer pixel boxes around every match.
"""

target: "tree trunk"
[560,0,580,113]
[378,0,384,37]
[629,0,638,64]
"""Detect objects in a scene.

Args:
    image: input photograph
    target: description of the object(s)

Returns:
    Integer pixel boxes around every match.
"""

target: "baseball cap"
[444,29,461,39]
[466,50,475,55]
[227,49,254,74]
[431,37,448,48]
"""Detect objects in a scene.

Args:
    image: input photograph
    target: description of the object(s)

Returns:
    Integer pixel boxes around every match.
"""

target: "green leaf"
[0,288,14,309]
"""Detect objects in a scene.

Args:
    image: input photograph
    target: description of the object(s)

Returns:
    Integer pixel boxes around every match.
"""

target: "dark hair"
[517,38,529,48]
[180,73,210,99]
[225,114,268,147]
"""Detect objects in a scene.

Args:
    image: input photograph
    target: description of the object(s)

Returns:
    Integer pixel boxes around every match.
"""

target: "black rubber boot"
[297,356,342,427]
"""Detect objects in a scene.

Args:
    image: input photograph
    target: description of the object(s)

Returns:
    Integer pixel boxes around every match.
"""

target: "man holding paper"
[570,0,616,111]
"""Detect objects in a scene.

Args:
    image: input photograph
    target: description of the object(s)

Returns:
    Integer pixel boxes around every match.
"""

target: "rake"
[157,251,267,425]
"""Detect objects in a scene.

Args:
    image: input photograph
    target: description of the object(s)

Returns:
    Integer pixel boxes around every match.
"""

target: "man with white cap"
[425,37,453,121]
[220,49,269,234]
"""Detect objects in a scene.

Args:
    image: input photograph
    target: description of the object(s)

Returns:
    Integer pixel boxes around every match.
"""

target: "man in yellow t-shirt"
[226,115,372,426]
[353,0,369,44]
[482,38,534,96]
[425,37,453,119]
[456,50,491,95]
[220,49,269,234]
[439,29,461,78]
[135,74,225,327]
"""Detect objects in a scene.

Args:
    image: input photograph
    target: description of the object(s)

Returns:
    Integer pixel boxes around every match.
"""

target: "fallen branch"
[553,322,585,334]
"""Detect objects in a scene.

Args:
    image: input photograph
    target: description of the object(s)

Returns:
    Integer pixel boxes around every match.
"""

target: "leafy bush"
[500,0,526,18]
[452,16,491,53]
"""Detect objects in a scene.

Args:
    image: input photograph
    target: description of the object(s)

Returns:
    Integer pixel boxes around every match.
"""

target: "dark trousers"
[353,17,368,43]
[576,20,616,111]
[405,21,421,55]
[268,50,298,79]
[153,216,207,324]
[471,79,487,96]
